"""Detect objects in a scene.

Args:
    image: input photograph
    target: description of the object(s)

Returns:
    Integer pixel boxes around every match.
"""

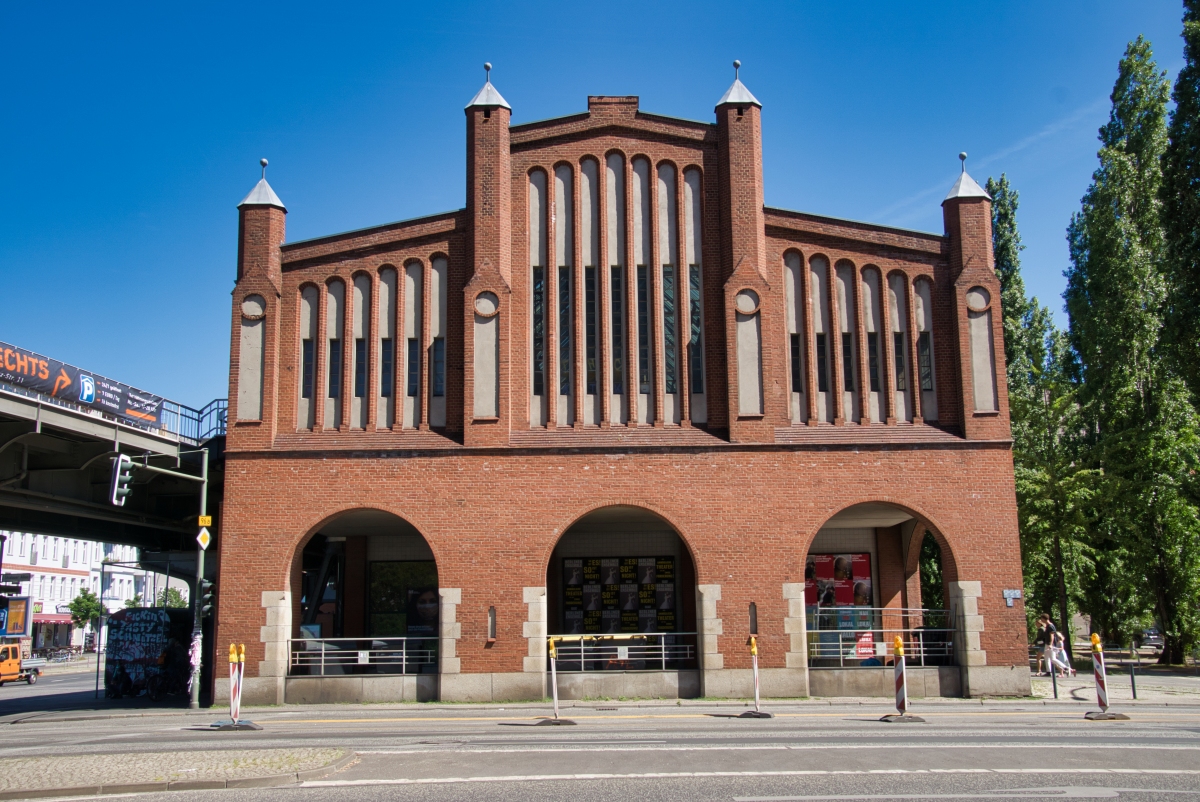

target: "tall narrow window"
[432,338,445,397]
[559,266,572,395]
[354,338,367,397]
[380,338,394,397]
[816,333,829,393]
[790,333,802,394]
[407,338,419,396]
[301,340,314,399]
[637,265,651,394]
[328,339,343,398]
[585,266,597,395]
[611,267,624,395]
[868,332,881,392]
[689,265,703,394]
[663,265,677,394]
[533,267,546,396]
[918,331,934,390]
[894,332,908,391]
[841,333,855,392]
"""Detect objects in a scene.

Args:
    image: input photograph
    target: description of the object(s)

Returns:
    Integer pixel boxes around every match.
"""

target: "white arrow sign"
[197,527,212,551]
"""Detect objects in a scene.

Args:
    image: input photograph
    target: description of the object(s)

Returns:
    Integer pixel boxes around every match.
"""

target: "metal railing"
[549,633,698,672]
[0,383,226,446]
[288,637,438,676]
[807,607,955,668]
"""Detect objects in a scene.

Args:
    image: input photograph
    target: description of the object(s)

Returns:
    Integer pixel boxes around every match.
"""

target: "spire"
[238,158,286,211]
[716,59,761,109]
[465,62,511,110]
[943,152,990,202]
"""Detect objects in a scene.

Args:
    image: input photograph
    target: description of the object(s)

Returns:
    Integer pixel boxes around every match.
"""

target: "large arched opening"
[545,506,699,692]
[292,509,438,678]
[804,502,957,674]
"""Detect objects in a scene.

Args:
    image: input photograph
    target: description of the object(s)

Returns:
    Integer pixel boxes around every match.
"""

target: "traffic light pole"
[189,450,209,709]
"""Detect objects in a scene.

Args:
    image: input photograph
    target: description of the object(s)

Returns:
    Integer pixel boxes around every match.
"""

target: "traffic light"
[109,454,135,506]
[199,579,215,617]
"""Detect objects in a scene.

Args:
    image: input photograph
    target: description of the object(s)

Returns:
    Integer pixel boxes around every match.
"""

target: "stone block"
[261,640,290,663]
[702,653,724,670]
[439,639,456,659]
[492,671,545,701]
[789,634,807,654]
[526,602,546,622]
[439,587,462,605]
[263,606,291,627]
[284,676,365,704]
[440,657,461,674]
[440,672,495,702]
[261,590,290,608]
[949,581,982,599]
[258,659,287,678]
[962,665,1030,697]
[259,624,290,643]
[697,584,722,601]
[760,667,808,697]
[701,668,753,697]
[782,582,805,600]
[957,596,979,616]
[785,652,808,669]
[241,676,284,706]
[523,655,546,672]
[522,621,547,638]
[702,619,724,635]
[439,621,462,639]
[783,617,805,634]
[962,650,988,666]
[523,586,546,603]
[360,676,415,703]
[787,599,807,618]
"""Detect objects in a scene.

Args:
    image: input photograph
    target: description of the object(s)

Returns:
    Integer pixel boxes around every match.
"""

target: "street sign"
[2,573,32,583]
[198,515,212,527]
[0,585,20,595]
[197,527,212,550]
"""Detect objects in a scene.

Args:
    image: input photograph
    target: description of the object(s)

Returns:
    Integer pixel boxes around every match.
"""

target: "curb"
[0,750,356,801]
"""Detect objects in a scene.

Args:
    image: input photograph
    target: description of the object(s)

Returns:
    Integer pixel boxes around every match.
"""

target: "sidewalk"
[0,748,352,799]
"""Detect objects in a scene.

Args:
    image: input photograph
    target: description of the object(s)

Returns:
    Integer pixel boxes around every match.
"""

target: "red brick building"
[217,65,1029,705]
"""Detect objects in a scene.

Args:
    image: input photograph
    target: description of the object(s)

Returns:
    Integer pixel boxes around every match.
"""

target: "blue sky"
[0,1,1188,407]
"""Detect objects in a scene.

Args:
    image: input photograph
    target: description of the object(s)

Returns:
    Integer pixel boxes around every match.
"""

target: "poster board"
[0,597,31,638]
[562,556,675,634]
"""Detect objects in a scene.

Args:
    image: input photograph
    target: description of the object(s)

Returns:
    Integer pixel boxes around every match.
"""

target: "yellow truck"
[0,643,44,685]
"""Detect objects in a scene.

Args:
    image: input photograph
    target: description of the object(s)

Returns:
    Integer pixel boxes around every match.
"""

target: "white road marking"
[736,786,1198,800]
[355,742,1200,754]
[302,768,1200,788]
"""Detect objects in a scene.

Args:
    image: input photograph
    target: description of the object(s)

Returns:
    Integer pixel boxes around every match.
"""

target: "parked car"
[1137,628,1164,652]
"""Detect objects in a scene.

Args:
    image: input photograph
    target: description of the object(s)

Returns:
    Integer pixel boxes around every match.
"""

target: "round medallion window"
[735,289,760,315]
[965,286,991,312]
[241,294,266,319]
[474,291,499,317]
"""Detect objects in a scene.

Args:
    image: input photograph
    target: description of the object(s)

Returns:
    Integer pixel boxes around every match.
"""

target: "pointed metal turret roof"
[238,159,286,210]
[465,62,511,110]
[716,60,761,108]
[943,153,991,202]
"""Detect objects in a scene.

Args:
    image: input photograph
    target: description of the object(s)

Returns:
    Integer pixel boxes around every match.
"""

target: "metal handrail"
[548,632,698,672]
[807,607,955,668]
[288,637,438,676]
[0,383,226,446]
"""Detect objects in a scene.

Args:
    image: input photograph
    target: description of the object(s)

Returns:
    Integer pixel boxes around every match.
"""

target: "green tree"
[1162,0,1200,400]
[67,587,104,630]
[124,593,143,609]
[988,174,1093,656]
[156,587,187,608]
[1064,36,1200,663]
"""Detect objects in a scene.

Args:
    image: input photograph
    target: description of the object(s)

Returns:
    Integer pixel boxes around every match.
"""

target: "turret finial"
[959,152,967,173]
[484,62,492,80]
[260,158,268,179]
[733,59,741,79]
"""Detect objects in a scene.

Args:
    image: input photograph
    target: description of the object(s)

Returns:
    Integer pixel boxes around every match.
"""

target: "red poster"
[806,553,871,608]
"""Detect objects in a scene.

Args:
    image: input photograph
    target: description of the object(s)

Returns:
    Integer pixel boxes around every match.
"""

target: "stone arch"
[543,503,700,649]
[288,507,440,643]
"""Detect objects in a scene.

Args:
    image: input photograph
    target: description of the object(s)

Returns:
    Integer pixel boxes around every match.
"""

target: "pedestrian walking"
[1051,631,1075,677]
[1034,614,1057,676]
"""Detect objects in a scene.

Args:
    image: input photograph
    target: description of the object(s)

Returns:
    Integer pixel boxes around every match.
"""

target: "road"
[1,694,1199,801]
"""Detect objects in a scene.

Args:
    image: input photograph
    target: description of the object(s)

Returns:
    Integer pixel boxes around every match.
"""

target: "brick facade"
[215,71,1028,703]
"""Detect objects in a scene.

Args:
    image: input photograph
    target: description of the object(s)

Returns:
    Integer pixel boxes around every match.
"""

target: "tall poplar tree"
[1065,36,1200,663]
[988,174,1092,654]
[1162,0,1200,400]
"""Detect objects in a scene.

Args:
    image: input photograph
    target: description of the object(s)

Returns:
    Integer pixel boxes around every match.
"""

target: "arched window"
[913,278,938,420]
[529,169,549,426]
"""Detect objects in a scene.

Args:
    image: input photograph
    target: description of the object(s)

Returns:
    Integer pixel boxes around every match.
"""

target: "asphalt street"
[1,692,1199,801]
